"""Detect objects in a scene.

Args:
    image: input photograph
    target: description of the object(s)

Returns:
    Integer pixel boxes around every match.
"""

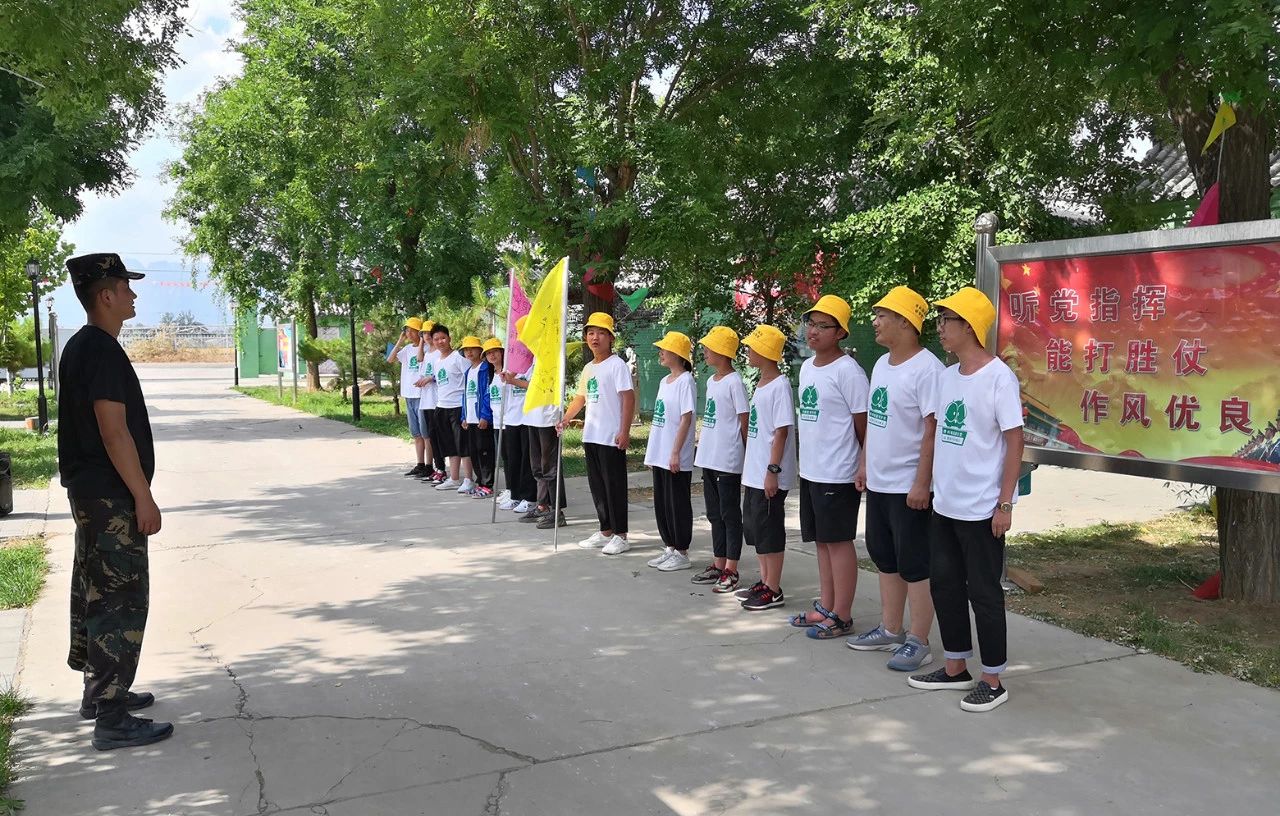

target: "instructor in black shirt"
[58,253,173,750]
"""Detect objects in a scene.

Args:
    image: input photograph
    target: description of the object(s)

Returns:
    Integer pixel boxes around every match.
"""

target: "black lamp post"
[24,259,48,433]
[349,268,362,421]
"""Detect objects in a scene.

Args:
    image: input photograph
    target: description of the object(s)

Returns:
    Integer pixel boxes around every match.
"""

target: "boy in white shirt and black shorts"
[906,287,1024,713]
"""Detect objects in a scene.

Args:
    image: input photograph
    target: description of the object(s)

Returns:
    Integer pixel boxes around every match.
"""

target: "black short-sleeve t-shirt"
[57,325,154,499]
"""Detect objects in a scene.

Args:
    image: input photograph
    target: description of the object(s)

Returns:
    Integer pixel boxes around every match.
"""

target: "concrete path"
[9,365,1278,815]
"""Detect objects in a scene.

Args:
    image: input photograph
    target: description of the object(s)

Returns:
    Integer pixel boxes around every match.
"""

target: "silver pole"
[491,426,504,523]
[553,433,563,553]
[291,318,299,403]
[974,212,1000,350]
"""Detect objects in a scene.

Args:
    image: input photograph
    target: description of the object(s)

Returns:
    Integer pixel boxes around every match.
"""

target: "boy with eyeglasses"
[906,287,1023,713]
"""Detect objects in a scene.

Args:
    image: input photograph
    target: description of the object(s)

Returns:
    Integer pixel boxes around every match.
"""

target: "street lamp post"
[350,268,363,421]
[24,259,48,433]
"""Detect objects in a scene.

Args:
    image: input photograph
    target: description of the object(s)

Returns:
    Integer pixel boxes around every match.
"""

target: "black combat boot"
[80,690,156,720]
[92,710,174,751]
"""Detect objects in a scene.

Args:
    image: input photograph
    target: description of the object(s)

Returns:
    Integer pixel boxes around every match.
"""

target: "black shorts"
[799,479,861,543]
[432,406,467,458]
[865,490,932,582]
[743,486,788,555]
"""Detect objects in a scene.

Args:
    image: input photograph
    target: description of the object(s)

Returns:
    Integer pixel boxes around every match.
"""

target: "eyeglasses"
[802,317,839,331]
[935,315,965,330]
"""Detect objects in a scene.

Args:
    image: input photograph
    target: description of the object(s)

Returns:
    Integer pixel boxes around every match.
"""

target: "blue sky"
[56,1,244,326]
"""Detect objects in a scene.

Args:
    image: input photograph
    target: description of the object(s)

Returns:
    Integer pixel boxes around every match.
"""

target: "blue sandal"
[805,613,853,640]
[790,600,834,628]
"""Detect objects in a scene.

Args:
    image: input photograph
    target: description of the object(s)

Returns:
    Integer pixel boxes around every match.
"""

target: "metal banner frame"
[981,217,1280,494]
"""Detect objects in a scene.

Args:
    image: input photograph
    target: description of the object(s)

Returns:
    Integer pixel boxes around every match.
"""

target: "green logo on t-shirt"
[423,362,434,377]
[437,369,449,385]
[586,376,600,404]
[869,386,889,428]
[489,384,501,402]
[940,399,968,446]
[466,380,477,396]
[799,384,819,421]
[747,405,759,438]
[652,399,667,428]
[409,355,418,368]
[703,397,717,429]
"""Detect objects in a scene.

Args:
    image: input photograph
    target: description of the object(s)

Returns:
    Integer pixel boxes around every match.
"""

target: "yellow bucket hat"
[699,325,740,359]
[514,315,528,336]
[653,331,693,364]
[420,319,436,333]
[584,311,616,334]
[933,287,996,349]
[803,294,852,334]
[459,335,483,350]
[482,337,503,353]
[873,286,929,332]
[404,317,424,331]
[742,324,786,363]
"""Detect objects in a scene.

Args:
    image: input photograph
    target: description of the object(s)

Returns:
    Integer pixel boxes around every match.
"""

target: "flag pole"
[491,382,508,523]
[552,258,569,553]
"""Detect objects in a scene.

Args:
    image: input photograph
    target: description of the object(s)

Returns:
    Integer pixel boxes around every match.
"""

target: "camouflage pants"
[68,497,150,714]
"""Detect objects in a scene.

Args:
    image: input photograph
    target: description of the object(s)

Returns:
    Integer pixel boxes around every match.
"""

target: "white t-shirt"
[865,349,945,493]
[694,371,749,474]
[463,365,483,424]
[435,350,468,409]
[494,378,521,429]
[417,349,441,410]
[397,345,422,399]
[520,363,561,427]
[797,355,869,484]
[577,355,632,446]
[742,375,798,491]
[644,371,696,471]
[932,358,1024,521]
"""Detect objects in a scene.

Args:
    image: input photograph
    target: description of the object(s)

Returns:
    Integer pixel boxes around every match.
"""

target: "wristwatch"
[767,463,782,474]
[996,501,1013,513]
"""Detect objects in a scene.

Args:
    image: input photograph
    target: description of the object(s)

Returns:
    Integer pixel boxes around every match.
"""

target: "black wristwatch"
[767,463,782,474]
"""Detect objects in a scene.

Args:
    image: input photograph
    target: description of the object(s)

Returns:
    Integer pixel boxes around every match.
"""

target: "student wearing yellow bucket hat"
[792,294,869,638]
[690,326,750,593]
[644,332,698,572]
[503,314,566,526]
[412,319,447,483]
[737,324,796,611]
[905,286,1023,713]
[387,317,429,477]
[559,311,635,554]
[486,336,536,513]
[422,324,474,491]
[458,335,492,496]
[848,286,944,670]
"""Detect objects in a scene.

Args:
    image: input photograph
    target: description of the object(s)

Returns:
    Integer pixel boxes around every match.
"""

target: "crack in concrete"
[483,769,511,816]
[320,720,411,802]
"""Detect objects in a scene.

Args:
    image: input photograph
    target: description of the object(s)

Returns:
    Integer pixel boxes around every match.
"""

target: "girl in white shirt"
[644,332,697,572]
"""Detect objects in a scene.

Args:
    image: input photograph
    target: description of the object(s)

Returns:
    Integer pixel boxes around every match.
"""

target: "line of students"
[389,319,564,528]
[564,287,1022,713]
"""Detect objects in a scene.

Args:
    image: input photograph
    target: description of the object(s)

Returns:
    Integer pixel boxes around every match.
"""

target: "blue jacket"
[476,360,494,423]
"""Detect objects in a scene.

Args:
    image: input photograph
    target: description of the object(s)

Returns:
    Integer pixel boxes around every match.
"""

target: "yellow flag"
[1202,101,1237,152]
[522,257,569,412]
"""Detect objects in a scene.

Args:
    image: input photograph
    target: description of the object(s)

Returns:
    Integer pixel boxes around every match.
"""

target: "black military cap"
[65,253,145,289]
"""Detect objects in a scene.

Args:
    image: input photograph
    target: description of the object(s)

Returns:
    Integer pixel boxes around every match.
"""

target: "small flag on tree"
[1202,100,1237,152]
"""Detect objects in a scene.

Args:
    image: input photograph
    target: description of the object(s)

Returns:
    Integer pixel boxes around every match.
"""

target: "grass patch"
[235,385,652,477]
[0,538,47,610]
[0,392,56,424]
[1,686,32,815]
[1007,509,1280,688]
[0,430,56,490]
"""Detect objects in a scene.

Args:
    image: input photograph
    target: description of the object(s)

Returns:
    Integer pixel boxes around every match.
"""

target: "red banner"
[998,241,1280,473]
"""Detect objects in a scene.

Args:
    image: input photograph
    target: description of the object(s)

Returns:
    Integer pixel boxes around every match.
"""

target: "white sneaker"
[656,550,692,571]
[647,547,675,568]
[496,489,511,504]
[498,498,517,510]
[578,531,609,549]
[435,478,461,490]
[457,478,475,494]
[512,500,533,514]
[601,535,631,555]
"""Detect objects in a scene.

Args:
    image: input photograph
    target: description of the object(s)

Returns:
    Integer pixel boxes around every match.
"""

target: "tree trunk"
[302,287,321,391]
[1172,98,1280,603]
[1217,488,1280,603]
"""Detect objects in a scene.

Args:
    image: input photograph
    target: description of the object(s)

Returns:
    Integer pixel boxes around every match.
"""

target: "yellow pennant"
[522,257,569,412]
[1202,101,1237,152]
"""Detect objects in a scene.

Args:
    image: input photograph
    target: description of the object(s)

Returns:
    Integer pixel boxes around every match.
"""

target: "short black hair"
[431,324,450,337]
[681,358,693,372]
[75,278,123,312]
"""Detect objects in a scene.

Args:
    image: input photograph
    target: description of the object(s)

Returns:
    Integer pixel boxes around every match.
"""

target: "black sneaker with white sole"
[741,586,784,611]
[733,580,765,601]
[906,667,978,691]
[404,464,428,477]
[960,680,1008,712]
[690,564,722,584]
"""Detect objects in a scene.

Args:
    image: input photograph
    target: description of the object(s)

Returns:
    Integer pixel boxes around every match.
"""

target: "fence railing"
[117,325,235,350]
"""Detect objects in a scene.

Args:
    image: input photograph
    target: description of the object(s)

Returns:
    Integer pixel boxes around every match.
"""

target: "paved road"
[10,365,1278,815]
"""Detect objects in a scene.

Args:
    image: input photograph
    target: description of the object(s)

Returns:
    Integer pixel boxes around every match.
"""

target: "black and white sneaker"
[690,564,722,585]
[960,681,1008,712]
[906,667,978,691]
[741,586,784,611]
[518,508,548,523]
[404,464,428,477]
[734,580,766,601]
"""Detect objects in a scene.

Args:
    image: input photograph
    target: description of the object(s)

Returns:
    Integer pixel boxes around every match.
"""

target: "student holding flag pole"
[521,258,572,549]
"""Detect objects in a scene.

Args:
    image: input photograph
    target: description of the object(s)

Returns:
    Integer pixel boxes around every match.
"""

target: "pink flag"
[1188,182,1220,227]
[505,270,534,373]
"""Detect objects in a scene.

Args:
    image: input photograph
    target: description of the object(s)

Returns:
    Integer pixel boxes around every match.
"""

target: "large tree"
[0,0,187,240]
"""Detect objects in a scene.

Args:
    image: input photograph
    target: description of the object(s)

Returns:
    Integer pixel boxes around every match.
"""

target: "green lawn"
[235,386,651,477]
[0,538,48,610]
[0,686,30,816]
[0,429,57,489]
[0,392,57,423]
